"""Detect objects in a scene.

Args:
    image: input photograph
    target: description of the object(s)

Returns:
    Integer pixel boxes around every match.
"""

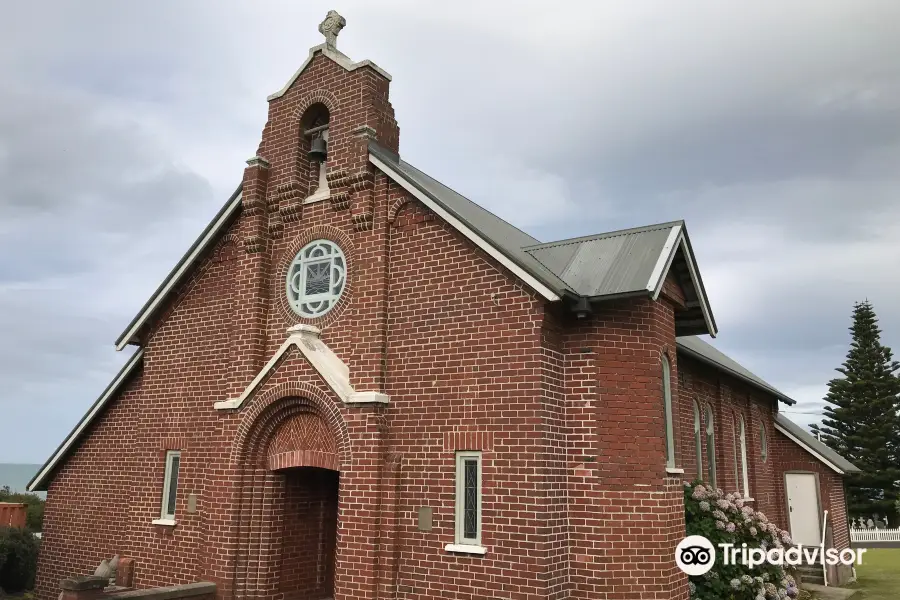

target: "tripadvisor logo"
[675,535,867,575]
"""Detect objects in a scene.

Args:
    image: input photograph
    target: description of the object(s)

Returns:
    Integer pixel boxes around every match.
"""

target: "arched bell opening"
[299,103,331,199]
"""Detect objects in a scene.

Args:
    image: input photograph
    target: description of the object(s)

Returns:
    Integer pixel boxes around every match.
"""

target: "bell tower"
[229,11,399,396]
[249,9,399,233]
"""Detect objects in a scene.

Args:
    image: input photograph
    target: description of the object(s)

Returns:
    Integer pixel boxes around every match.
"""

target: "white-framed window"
[705,405,717,488]
[285,240,347,318]
[662,355,675,469]
[760,422,768,463]
[739,414,750,497]
[693,400,703,478]
[160,450,181,520]
[454,451,482,547]
[732,413,740,488]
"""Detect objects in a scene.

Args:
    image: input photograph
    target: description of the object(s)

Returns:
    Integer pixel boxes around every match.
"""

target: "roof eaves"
[368,148,565,302]
[27,349,145,492]
[522,220,684,252]
[773,414,861,475]
[676,339,797,406]
[678,227,718,336]
[114,185,243,350]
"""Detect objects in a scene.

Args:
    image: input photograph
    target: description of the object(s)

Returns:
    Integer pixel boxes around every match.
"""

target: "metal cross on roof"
[319,10,346,49]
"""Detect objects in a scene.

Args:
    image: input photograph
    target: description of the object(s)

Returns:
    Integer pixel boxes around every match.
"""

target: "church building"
[29,12,860,600]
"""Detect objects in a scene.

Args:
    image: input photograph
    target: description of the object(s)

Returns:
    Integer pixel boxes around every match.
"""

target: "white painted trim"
[647,226,717,338]
[665,467,685,475]
[160,450,181,520]
[370,153,561,302]
[455,450,482,547]
[214,325,387,410]
[115,194,243,351]
[647,225,682,297]
[151,519,177,527]
[676,235,718,338]
[268,44,391,101]
[27,349,145,492]
[444,544,487,555]
[774,422,845,475]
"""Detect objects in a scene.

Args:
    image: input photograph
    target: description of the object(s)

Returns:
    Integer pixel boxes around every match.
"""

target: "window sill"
[741,497,755,502]
[665,467,685,475]
[151,518,177,527]
[303,191,330,204]
[444,543,487,555]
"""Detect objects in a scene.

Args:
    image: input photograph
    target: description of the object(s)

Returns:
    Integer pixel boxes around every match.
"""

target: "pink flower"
[726,522,736,533]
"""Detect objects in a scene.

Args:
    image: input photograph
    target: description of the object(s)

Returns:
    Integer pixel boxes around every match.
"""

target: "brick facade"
[34,24,855,600]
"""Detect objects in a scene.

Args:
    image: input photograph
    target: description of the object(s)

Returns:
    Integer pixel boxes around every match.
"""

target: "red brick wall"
[676,354,851,553]
[676,356,780,519]
[279,469,339,599]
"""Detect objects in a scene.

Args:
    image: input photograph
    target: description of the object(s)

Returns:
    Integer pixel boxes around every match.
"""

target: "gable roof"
[676,336,797,405]
[774,413,861,475]
[114,186,242,350]
[27,349,145,492]
[114,147,716,347]
[523,221,716,336]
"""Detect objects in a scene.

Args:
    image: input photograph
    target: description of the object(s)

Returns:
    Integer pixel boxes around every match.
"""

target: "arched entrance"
[278,467,339,600]
[231,394,347,600]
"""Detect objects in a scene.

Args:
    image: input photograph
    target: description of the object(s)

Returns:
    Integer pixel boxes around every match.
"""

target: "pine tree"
[815,300,900,524]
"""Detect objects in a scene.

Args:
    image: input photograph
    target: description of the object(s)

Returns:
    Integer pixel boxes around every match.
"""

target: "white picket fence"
[850,527,900,543]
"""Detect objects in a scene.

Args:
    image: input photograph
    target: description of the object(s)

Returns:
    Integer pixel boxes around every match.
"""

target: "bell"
[308,136,328,161]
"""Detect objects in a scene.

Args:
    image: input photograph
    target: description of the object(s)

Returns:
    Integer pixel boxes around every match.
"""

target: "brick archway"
[231,390,348,600]
[267,411,340,471]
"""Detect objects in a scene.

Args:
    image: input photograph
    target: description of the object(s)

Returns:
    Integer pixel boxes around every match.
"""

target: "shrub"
[684,481,799,600]
[0,526,40,593]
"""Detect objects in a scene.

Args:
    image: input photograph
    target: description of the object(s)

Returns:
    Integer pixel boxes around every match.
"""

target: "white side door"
[785,473,821,546]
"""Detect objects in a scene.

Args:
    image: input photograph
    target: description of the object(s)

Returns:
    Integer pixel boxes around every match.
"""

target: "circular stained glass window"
[286,240,347,318]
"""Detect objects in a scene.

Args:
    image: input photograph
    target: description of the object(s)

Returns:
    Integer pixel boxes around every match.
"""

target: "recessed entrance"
[279,467,340,600]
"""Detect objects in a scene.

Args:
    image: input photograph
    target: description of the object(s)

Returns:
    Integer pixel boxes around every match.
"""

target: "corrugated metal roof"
[523,222,680,297]
[774,413,861,474]
[676,336,796,405]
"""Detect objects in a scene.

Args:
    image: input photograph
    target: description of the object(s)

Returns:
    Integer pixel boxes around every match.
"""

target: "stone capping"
[109,582,216,600]
[214,325,389,410]
[268,43,392,101]
[61,576,109,591]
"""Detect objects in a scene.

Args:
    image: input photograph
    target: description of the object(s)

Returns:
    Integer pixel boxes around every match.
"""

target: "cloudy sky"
[2,1,899,464]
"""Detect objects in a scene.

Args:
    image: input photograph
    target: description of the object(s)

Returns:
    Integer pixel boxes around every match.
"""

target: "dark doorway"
[279,467,340,600]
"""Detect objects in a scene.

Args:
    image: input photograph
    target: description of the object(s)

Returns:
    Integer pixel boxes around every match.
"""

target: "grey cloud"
[3,1,900,462]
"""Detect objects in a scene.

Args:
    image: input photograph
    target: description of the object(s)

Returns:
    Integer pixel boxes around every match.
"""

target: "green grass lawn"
[850,548,900,599]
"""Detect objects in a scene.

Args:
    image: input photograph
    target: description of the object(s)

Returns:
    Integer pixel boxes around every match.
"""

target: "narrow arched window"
[732,413,740,490]
[693,401,703,479]
[662,355,675,469]
[760,422,768,463]
[705,405,716,487]
[739,415,750,497]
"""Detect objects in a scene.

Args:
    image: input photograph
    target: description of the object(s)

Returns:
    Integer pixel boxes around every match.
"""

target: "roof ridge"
[522,220,683,252]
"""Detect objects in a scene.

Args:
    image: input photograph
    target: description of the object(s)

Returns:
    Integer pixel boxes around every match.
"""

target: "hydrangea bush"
[684,481,800,600]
